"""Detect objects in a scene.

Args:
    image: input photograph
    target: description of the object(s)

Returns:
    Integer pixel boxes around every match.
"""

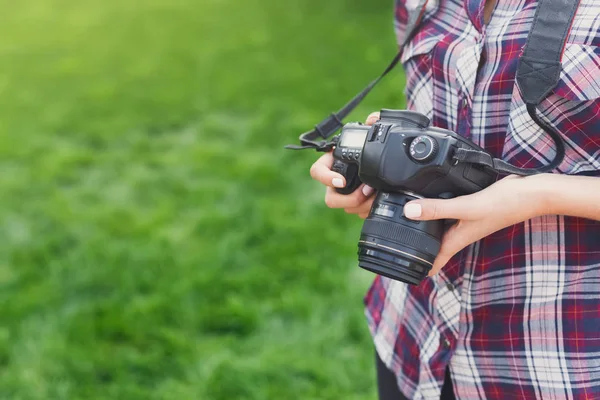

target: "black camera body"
[331,109,498,284]
[332,109,497,197]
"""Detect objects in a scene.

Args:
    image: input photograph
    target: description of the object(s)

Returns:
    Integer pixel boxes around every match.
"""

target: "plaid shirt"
[364,1,600,399]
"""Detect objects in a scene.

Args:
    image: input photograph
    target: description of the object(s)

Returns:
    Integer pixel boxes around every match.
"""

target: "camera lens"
[357,191,444,285]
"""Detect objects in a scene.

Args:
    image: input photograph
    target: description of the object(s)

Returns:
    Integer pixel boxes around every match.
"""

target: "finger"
[428,224,463,276]
[309,152,346,188]
[345,207,371,219]
[324,186,370,209]
[429,247,458,277]
[362,184,375,197]
[344,205,371,215]
[428,221,479,276]
[344,194,375,214]
[344,206,367,214]
[365,112,381,126]
[403,196,475,221]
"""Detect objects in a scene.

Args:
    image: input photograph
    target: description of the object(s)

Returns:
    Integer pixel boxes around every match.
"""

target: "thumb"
[403,197,470,221]
[365,111,381,126]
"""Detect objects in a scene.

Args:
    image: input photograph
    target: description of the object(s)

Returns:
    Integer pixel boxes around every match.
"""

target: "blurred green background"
[0,0,406,398]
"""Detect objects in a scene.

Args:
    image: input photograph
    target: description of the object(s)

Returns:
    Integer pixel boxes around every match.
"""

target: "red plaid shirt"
[364,1,600,399]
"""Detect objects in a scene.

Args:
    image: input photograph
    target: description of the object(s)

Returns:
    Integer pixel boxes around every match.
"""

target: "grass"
[0,0,406,398]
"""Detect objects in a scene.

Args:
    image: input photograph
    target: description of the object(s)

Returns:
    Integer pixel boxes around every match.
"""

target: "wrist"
[520,173,558,217]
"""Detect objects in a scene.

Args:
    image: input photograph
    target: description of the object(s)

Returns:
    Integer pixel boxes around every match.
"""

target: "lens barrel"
[358,191,444,285]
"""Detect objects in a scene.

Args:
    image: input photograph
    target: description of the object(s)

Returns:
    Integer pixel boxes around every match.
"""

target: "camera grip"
[332,160,362,195]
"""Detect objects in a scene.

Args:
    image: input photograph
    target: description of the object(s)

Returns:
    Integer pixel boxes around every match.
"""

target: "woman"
[310,0,600,399]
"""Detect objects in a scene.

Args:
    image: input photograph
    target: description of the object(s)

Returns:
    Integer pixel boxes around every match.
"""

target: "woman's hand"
[403,174,551,277]
[309,112,380,218]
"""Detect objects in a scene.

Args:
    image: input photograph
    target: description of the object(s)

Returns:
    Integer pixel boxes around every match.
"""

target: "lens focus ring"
[361,219,441,255]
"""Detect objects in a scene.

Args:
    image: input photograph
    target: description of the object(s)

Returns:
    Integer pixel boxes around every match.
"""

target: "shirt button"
[462,98,468,108]
[443,338,452,349]
[446,283,455,291]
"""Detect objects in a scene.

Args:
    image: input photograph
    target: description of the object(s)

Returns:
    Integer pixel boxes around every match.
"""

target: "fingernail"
[404,203,422,219]
[332,178,344,188]
[362,185,375,196]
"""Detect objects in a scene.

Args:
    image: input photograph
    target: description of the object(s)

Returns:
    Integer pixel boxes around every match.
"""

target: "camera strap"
[285,0,431,152]
[452,104,566,175]
[453,0,580,175]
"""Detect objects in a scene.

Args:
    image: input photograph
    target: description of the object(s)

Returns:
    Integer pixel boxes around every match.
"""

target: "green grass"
[0,0,406,398]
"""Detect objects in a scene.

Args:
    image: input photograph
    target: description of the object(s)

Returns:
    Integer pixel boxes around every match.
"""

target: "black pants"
[376,352,456,400]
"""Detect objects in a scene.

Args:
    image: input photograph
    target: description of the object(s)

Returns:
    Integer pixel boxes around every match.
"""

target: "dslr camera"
[330,109,498,285]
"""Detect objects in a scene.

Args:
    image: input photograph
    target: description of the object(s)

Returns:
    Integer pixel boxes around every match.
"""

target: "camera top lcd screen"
[340,129,367,148]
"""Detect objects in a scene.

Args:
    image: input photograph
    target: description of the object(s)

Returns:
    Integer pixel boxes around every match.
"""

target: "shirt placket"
[430,1,485,381]
[432,276,461,363]
[455,0,488,138]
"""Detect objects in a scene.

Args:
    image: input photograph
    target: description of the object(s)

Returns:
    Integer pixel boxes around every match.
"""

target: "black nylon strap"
[516,0,580,105]
[457,0,579,175]
[285,53,402,151]
[454,149,546,176]
[285,0,430,151]
[453,105,567,176]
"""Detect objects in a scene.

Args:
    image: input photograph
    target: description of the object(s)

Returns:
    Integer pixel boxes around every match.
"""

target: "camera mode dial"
[409,135,438,162]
